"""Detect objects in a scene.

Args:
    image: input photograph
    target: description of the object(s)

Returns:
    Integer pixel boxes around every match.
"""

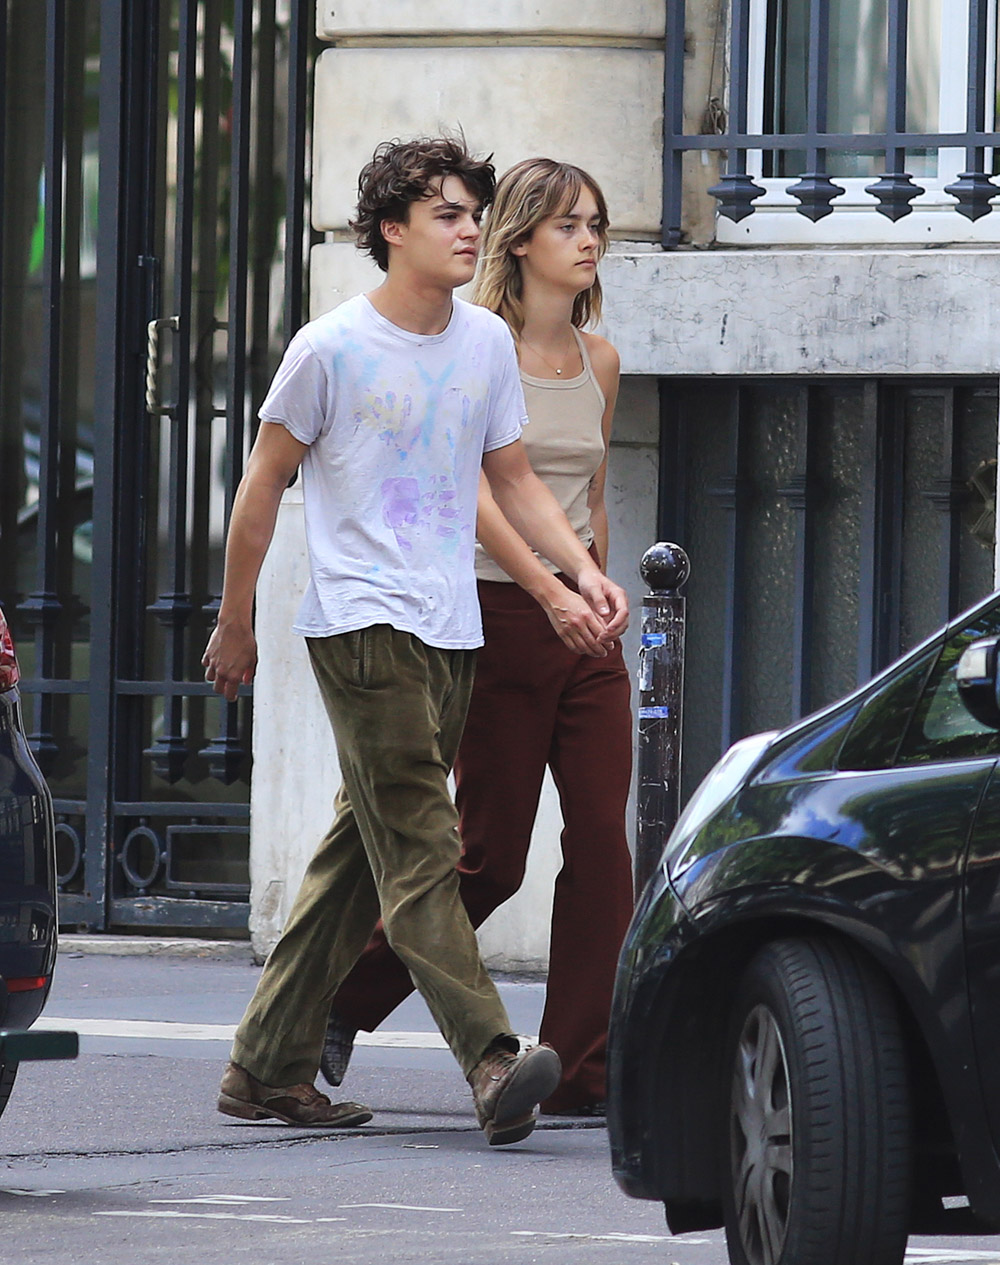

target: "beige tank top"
[476,327,607,582]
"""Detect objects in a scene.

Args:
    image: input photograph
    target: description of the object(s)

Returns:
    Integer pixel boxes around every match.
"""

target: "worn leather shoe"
[468,1042,561,1146]
[217,1061,372,1127]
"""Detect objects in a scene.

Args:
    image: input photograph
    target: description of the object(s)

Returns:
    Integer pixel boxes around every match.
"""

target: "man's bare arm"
[476,473,612,656]
[481,439,628,638]
[202,422,308,701]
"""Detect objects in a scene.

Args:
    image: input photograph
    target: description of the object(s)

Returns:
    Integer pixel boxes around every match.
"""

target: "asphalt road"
[2,946,1000,1265]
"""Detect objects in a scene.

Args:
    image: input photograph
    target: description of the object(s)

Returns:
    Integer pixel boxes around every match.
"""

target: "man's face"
[382,175,483,288]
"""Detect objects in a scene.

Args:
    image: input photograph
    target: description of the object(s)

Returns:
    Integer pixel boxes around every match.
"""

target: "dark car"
[609,589,1000,1265]
[0,608,76,1118]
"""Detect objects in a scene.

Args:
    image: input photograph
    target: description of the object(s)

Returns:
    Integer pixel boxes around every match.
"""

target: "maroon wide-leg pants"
[329,576,635,1111]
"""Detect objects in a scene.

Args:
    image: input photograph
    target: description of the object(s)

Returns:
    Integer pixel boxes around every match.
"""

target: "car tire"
[0,1060,17,1121]
[721,936,911,1265]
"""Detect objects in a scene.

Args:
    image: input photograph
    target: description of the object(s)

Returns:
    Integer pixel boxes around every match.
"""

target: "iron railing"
[663,0,1000,244]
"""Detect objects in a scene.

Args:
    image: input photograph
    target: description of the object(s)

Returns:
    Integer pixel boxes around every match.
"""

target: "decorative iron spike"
[786,173,846,222]
[145,735,190,784]
[707,173,766,222]
[864,173,926,221]
[199,734,247,786]
[943,172,999,222]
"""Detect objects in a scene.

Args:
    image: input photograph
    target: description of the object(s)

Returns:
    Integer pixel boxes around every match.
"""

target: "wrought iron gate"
[0,0,313,931]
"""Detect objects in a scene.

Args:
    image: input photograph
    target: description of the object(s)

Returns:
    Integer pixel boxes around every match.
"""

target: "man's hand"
[203,617,257,702]
[577,568,629,639]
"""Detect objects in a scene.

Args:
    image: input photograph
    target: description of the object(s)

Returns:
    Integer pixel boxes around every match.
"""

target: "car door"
[875,602,1000,1153]
[959,616,1000,1149]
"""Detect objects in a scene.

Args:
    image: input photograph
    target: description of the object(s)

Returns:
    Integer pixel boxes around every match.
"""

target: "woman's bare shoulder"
[580,330,620,375]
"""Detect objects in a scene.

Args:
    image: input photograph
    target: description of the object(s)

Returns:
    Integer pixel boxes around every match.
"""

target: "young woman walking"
[321,158,635,1114]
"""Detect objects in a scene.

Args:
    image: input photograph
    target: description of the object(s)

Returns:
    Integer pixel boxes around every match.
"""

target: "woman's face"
[512,186,602,294]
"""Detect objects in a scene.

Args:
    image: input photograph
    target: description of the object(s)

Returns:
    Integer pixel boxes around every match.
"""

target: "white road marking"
[0,1189,64,1198]
[149,1196,290,1205]
[340,1203,462,1213]
[35,1016,533,1050]
[905,1253,1000,1262]
[95,1211,312,1224]
[511,1231,711,1244]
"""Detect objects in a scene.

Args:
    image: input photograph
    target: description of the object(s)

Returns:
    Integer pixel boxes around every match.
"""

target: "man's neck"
[367,276,455,336]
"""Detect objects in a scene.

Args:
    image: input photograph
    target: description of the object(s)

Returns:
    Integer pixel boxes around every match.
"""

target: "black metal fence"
[0,0,314,931]
[663,0,1000,243]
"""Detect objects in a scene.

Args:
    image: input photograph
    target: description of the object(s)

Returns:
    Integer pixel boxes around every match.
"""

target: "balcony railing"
[663,0,1000,245]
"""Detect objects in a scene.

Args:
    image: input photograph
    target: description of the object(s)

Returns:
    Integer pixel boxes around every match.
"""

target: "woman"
[321,159,635,1114]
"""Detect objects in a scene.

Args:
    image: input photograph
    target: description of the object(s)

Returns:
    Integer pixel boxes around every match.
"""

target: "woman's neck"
[517,282,576,349]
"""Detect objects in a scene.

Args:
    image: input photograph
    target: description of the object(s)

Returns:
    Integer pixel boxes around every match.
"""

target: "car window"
[898,609,1000,764]
[837,645,940,772]
[754,703,861,784]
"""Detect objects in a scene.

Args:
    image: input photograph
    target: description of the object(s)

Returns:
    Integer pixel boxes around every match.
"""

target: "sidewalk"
[1,942,596,1161]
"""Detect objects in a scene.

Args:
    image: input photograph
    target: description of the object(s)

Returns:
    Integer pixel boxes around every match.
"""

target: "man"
[203,137,628,1146]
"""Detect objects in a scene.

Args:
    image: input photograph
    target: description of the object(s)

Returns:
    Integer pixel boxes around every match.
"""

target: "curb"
[56,935,548,979]
[58,934,256,961]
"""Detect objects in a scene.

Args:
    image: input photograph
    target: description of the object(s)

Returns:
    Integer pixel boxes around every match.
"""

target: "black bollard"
[634,542,690,899]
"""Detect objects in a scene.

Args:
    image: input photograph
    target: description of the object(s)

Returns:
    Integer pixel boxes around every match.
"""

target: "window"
[760,0,943,178]
[838,645,940,771]
[713,0,1000,244]
[897,608,1000,764]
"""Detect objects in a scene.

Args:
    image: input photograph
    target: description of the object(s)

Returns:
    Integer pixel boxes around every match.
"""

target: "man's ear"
[381,217,405,250]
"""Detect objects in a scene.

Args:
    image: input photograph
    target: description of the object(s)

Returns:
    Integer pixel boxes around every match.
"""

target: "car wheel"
[721,936,911,1265]
[0,1060,17,1121]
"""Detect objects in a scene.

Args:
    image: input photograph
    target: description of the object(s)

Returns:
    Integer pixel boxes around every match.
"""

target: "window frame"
[712,0,1000,245]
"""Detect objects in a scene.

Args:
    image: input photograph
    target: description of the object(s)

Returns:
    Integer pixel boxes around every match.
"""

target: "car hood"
[662,730,780,883]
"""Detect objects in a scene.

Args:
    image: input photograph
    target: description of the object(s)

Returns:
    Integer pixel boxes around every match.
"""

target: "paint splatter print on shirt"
[257,295,527,650]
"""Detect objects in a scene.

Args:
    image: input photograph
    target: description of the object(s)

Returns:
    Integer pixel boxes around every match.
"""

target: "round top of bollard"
[640,542,691,593]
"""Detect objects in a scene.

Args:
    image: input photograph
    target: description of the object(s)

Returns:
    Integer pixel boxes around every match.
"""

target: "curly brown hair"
[351,136,496,272]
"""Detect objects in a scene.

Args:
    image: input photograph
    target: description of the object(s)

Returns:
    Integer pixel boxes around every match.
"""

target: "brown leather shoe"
[217,1061,372,1127]
[468,1042,561,1146]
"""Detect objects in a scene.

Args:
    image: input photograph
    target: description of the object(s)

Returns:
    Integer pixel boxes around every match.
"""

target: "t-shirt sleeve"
[258,329,329,445]
[482,326,529,453]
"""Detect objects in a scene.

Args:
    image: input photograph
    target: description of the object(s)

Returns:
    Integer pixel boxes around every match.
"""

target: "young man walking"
[203,137,628,1145]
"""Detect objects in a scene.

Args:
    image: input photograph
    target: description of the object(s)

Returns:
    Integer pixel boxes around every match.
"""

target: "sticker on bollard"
[634,542,691,898]
[0,1029,78,1063]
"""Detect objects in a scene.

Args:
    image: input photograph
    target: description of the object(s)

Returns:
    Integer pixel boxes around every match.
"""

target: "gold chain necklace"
[520,333,576,376]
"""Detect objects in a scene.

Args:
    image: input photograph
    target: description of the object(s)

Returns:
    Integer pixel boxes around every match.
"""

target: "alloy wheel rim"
[729,1003,794,1265]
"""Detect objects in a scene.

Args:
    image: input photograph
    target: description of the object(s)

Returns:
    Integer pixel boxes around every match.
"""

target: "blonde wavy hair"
[472,158,610,338]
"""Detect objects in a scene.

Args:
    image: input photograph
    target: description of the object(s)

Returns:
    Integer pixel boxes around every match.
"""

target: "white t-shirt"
[259,294,527,649]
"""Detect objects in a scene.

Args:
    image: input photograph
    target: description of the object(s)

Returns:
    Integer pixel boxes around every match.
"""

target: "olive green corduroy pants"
[231,625,515,1085]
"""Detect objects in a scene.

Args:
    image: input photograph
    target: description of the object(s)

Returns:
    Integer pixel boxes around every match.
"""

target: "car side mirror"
[957,636,1000,729]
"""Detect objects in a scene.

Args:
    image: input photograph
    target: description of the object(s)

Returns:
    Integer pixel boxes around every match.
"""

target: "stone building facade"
[250,1,1000,966]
